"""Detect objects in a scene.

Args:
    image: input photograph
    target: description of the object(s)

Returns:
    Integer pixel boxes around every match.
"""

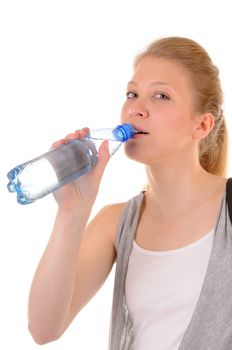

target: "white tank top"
[125,229,215,350]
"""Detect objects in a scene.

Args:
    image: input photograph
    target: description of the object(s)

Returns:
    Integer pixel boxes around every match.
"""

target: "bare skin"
[121,56,227,248]
[28,57,227,344]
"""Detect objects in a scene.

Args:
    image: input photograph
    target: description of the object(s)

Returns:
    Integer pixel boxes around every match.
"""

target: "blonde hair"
[134,37,228,177]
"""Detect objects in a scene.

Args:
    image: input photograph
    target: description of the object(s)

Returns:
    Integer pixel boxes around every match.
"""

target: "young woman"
[28,37,231,349]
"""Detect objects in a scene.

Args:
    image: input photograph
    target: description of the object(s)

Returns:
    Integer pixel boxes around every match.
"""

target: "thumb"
[92,140,110,179]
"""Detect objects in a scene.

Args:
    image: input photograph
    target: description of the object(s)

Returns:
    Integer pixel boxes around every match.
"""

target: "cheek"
[159,109,193,134]
[120,103,128,122]
[151,111,194,152]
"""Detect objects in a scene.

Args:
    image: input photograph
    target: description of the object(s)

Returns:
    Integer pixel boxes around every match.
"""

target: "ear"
[192,113,215,140]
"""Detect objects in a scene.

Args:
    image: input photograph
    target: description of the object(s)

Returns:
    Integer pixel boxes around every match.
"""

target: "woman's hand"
[50,127,110,211]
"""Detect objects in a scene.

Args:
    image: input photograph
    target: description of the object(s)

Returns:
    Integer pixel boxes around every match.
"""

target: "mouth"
[131,125,149,135]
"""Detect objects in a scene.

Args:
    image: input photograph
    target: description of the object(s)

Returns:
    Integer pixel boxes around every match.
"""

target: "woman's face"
[121,56,199,166]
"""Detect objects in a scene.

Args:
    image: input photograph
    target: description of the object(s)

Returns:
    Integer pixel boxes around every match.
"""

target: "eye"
[154,92,170,100]
[126,91,138,99]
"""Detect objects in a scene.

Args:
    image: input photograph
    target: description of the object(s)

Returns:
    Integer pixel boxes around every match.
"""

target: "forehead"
[132,56,191,92]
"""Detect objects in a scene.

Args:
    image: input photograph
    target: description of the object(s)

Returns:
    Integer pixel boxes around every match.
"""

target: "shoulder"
[98,202,126,233]
[97,202,126,218]
[88,202,127,247]
[88,192,144,248]
[96,192,143,228]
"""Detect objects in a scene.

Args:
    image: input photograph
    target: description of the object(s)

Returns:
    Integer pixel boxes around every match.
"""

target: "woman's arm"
[27,127,120,344]
[28,203,122,345]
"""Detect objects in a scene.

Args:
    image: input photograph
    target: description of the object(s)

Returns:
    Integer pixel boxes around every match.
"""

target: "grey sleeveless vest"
[109,187,232,349]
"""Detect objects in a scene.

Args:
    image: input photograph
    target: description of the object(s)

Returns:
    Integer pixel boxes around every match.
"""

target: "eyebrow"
[127,81,174,88]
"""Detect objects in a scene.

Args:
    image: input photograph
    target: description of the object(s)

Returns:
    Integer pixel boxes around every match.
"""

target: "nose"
[129,104,148,119]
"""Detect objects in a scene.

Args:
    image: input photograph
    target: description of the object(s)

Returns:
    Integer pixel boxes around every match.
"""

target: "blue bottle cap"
[113,123,135,142]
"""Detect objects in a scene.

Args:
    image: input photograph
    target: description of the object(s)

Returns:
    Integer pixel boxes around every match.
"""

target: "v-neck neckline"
[132,180,228,349]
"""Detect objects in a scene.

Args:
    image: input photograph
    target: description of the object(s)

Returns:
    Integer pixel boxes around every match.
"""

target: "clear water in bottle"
[7,123,136,205]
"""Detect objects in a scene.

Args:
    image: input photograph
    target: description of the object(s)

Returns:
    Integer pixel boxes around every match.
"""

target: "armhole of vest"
[226,178,232,224]
[114,200,131,252]
[114,191,146,253]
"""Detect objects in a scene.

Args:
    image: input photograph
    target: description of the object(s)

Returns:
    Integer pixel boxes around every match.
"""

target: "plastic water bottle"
[7,123,136,205]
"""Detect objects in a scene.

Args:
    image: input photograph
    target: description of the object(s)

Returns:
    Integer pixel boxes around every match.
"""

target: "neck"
[145,159,219,220]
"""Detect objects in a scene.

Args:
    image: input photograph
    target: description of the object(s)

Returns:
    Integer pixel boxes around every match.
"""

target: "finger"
[73,128,89,139]
[63,131,82,143]
[50,139,66,149]
[100,140,110,157]
[74,127,89,134]
[92,140,110,179]
[65,133,76,139]
[50,127,90,150]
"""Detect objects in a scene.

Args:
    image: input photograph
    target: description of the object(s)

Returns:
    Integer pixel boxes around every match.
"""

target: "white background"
[0,0,232,349]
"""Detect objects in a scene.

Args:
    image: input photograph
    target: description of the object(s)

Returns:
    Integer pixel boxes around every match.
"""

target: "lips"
[131,124,149,134]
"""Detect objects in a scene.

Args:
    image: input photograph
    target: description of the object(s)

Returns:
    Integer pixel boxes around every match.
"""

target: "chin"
[123,143,152,165]
[123,143,169,166]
